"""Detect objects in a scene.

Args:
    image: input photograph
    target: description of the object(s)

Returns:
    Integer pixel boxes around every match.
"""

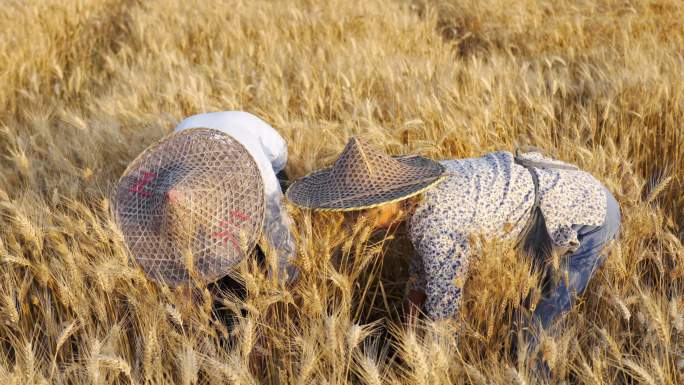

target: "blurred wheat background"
[1,0,683,383]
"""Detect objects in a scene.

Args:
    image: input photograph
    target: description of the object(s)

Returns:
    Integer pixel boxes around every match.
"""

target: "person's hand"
[403,289,427,321]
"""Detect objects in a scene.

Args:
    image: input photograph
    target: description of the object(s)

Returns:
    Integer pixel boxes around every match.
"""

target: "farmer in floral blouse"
[286,137,621,340]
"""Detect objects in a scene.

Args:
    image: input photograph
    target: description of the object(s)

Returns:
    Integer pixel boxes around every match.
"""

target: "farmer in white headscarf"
[113,111,297,289]
[174,111,298,282]
[287,137,620,344]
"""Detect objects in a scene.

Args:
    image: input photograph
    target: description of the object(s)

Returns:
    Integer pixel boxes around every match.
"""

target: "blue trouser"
[531,187,621,330]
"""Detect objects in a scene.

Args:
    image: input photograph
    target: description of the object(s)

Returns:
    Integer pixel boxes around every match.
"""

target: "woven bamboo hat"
[286,137,446,211]
[113,128,265,287]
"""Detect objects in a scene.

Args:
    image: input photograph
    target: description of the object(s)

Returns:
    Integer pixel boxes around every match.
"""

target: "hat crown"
[329,137,407,188]
[158,181,196,248]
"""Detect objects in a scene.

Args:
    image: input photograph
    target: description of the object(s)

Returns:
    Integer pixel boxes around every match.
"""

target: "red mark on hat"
[128,171,157,197]
[212,211,252,250]
[229,210,250,222]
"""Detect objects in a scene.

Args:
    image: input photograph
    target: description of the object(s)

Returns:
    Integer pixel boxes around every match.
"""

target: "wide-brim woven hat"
[113,128,265,287]
[286,137,446,211]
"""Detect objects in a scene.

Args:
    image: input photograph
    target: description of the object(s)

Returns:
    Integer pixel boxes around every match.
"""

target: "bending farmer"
[113,111,297,289]
[286,137,620,339]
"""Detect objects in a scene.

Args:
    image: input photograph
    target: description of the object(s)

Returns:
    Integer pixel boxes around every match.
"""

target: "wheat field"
[1,0,683,383]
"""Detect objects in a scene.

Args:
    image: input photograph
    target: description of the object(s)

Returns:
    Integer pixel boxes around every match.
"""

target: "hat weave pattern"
[114,128,265,287]
[286,137,445,211]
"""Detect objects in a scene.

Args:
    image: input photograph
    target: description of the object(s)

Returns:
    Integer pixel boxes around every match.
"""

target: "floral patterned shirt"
[408,151,607,320]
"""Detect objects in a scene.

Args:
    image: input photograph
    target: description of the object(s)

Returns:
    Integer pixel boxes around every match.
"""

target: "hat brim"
[286,155,446,211]
[114,128,265,287]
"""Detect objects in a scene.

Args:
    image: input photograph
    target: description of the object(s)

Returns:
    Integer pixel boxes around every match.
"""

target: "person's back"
[416,151,606,247]
[175,111,288,189]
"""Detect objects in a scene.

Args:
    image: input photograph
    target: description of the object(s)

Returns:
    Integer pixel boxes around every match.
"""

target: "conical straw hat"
[113,128,265,287]
[286,137,446,211]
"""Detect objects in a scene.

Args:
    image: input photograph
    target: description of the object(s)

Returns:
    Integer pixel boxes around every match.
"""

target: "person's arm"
[261,187,298,285]
[408,251,427,292]
[218,113,295,284]
[414,230,472,320]
[265,138,288,174]
[404,254,427,318]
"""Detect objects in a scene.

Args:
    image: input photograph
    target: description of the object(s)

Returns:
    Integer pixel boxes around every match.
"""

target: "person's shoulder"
[439,150,514,163]
[175,111,235,131]
[436,150,514,171]
[221,111,269,125]
[484,150,515,162]
[178,110,272,128]
[225,111,283,138]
